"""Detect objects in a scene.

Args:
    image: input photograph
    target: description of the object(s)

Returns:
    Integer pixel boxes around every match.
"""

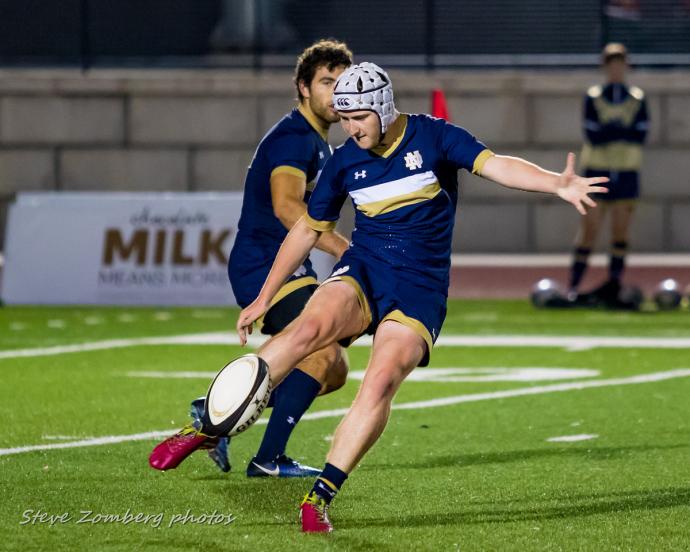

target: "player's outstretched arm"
[236,216,320,345]
[481,152,609,215]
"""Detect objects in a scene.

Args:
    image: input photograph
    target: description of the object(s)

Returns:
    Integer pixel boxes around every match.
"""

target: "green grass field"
[1,301,689,551]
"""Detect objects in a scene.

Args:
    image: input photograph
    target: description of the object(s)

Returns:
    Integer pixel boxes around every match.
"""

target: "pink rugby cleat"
[149,423,217,471]
[300,492,333,533]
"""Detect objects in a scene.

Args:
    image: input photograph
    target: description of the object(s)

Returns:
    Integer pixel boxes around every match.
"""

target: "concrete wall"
[1,68,689,252]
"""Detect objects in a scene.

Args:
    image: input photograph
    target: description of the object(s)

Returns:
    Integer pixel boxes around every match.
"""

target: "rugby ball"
[201,354,272,437]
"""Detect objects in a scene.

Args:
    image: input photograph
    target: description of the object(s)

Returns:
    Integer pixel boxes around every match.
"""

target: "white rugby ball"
[202,354,272,437]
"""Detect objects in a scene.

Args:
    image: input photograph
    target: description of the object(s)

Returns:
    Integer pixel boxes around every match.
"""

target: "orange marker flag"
[431,89,451,122]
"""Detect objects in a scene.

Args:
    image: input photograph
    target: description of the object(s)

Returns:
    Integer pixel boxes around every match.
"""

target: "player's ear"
[298,79,311,101]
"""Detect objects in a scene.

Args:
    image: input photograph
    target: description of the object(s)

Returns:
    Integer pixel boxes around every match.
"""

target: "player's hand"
[556,152,609,215]
[236,299,270,346]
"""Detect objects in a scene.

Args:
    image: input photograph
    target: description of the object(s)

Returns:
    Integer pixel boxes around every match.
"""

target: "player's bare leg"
[258,281,366,388]
[320,348,349,395]
[151,282,362,472]
[576,202,606,249]
[570,202,607,295]
[243,282,363,477]
[326,321,425,470]
[300,321,426,532]
[296,343,349,396]
[245,342,348,478]
[608,199,635,289]
[610,200,634,244]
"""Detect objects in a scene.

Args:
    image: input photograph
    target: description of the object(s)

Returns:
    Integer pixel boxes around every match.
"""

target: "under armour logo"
[330,265,350,277]
[287,416,295,425]
[319,151,324,159]
[404,150,423,170]
[354,170,367,180]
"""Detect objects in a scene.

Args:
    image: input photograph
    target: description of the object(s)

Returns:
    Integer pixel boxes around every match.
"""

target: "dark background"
[0,0,688,68]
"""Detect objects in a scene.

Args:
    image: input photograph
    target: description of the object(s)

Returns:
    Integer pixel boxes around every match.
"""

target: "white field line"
[124,367,602,382]
[1,368,689,457]
[547,434,599,442]
[3,332,690,361]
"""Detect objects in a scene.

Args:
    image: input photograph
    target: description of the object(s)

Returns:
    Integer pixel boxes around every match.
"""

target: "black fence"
[1,0,689,69]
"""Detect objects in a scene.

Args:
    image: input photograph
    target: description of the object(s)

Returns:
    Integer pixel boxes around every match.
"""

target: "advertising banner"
[1,192,336,305]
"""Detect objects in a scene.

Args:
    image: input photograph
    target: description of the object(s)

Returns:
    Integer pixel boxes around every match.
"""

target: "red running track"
[450,263,690,299]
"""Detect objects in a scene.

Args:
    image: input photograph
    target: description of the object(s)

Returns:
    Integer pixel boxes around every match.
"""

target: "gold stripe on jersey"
[356,182,442,217]
[593,95,643,127]
[472,148,494,175]
[349,170,441,217]
[372,115,408,158]
[303,212,337,232]
[298,104,329,141]
[580,142,643,171]
[381,309,433,353]
[271,165,307,179]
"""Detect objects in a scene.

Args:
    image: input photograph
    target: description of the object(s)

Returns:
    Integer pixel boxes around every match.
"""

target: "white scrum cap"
[333,62,396,133]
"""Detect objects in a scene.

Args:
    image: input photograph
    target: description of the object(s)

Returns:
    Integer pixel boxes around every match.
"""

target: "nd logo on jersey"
[404,150,423,170]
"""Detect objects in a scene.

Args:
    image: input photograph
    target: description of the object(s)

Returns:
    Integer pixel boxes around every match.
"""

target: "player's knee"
[290,316,333,355]
[322,346,349,394]
[298,344,347,394]
[377,331,426,368]
[358,369,400,408]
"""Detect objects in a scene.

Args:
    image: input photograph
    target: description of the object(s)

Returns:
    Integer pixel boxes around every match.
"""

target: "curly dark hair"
[294,39,353,102]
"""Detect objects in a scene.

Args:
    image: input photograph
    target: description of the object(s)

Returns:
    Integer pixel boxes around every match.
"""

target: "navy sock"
[254,368,321,462]
[570,247,591,290]
[312,463,348,504]
[609,241,627,282]
[266,386,278,409]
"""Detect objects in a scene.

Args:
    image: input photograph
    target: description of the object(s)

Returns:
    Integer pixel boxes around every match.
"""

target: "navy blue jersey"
[305,114,491,294]
[580,83,648,200]
[580,83,648,172]
[228,107,332,306]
